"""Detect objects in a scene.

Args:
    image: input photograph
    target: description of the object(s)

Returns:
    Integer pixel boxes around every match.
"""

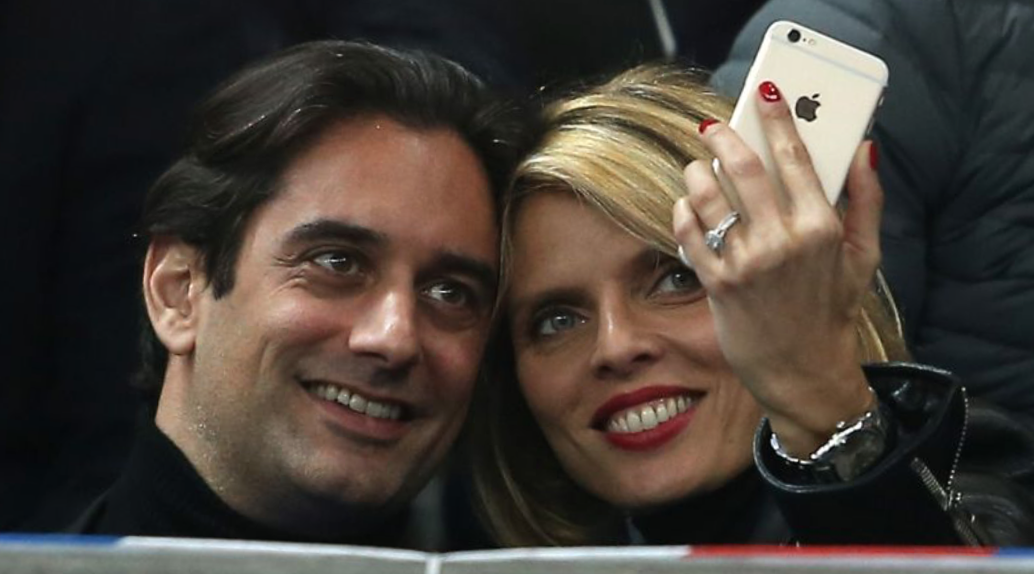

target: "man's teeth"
[309,383,403,420]
[606,396,691,434]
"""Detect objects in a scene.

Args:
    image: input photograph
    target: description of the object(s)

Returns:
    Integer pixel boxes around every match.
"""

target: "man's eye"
[312,251,360,275]
[424,282,474,307]
[654,267,702,295]
[534,310,585,337]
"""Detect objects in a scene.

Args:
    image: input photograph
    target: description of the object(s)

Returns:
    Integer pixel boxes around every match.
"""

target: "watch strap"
[768,392,890,482]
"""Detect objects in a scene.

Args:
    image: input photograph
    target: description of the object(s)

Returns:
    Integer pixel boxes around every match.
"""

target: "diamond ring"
[704,211,742,254]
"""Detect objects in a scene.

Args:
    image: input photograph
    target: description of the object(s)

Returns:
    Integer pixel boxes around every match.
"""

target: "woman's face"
[507,192,762,510]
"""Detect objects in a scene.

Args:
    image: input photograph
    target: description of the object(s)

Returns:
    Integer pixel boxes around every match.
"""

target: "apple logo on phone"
[795,93,821,122]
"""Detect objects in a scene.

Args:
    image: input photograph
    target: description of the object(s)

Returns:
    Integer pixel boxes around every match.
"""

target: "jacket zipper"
[908,389,982,545]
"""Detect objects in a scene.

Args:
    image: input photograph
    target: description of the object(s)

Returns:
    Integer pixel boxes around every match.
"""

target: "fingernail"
[759,80,781,102]
[698,118,719,135]
[869,141,879,170]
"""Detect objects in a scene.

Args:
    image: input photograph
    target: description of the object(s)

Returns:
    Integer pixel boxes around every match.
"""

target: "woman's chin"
[584,460,748,512]
[592,475,708,511]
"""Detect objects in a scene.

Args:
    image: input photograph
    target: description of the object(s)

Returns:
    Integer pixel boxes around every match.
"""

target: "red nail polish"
[759,80,781,102]
[869,142,879,170]
[698,118,719,134]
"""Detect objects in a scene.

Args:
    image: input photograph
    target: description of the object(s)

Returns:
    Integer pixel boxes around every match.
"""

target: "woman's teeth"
[308,383,403,420]
[606,396,692,434]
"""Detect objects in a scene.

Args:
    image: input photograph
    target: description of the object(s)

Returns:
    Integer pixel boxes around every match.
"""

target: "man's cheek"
[429,342,483,401]
[268,297,347,342]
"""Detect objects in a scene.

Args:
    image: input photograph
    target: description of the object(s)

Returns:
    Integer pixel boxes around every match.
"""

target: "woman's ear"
[143,238,207,357]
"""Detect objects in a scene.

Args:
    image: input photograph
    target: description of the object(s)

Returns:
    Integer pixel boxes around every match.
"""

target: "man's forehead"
[286,114,468,179]
[298,118,487,199]
[281,116,488,204]
[239,114,497,266]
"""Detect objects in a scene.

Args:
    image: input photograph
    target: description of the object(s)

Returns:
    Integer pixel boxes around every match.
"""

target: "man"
[71,40,524,545]
[2,0,524,532]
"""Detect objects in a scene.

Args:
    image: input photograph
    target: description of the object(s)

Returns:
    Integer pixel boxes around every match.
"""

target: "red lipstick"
[592,386,692,426]
[605,411,692,451]
[593,386,699,451]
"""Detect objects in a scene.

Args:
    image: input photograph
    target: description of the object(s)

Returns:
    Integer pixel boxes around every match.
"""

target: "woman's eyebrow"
[636,247,670,271]
[509,286,585,318]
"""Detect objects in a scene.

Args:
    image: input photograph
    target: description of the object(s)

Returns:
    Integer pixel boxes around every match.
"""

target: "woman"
[472,65,1033,546]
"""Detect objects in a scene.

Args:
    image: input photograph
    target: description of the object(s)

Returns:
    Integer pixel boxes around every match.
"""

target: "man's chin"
[256,484,411,540]
[303,468,427,516]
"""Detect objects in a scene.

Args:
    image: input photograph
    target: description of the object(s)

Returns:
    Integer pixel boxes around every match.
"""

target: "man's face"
[158,116,497,535]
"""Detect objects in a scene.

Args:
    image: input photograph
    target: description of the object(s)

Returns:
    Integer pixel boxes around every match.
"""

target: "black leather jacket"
[760,363,1034,545]
[633,363,1034,546]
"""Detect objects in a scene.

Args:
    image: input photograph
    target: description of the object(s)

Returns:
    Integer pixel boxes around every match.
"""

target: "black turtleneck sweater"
[75,420,408,546]
[629,468,791,545]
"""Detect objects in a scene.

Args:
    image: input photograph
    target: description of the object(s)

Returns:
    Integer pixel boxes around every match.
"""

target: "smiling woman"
[507,190,763,510]
[471,64,1034,547]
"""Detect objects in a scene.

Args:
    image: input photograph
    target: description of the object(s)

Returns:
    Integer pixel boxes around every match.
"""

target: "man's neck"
[97,417,411,545]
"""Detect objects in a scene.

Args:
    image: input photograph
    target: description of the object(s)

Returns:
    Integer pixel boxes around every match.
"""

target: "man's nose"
[589,298,661,379]
[348,286,420,371]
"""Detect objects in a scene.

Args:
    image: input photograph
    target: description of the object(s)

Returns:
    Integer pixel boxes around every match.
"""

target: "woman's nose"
[589,299,661,379]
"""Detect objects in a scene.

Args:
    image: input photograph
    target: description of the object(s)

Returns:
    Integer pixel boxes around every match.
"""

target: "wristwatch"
[769,398,890,482]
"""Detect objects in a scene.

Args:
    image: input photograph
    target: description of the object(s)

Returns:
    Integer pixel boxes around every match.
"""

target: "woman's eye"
[424,282,473,307]
[654,267,702,295]
[534,310,585,337]
[312,251,360,275]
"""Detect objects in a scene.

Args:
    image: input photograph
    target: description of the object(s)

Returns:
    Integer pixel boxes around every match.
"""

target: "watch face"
[832,428,885,481]
[768,403,889,483]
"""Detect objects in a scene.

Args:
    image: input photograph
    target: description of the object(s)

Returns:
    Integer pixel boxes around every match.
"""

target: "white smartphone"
[720,20,889,205]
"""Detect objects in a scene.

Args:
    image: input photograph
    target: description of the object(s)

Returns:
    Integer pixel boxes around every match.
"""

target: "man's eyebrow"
[285,220,496,288]
[432,252,498,292]
[284,219,387,247]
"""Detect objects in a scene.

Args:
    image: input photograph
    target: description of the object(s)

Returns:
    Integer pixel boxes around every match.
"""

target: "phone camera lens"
[788,29,801,43]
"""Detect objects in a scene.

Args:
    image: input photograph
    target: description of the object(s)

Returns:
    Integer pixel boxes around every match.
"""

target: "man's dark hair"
[136,40,526,398]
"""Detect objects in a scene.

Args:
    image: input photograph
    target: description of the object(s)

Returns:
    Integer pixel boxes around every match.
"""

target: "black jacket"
[633,363,1034,546]
[67,420,411,546]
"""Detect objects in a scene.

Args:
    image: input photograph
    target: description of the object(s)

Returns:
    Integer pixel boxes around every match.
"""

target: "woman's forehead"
[508,194,657,295]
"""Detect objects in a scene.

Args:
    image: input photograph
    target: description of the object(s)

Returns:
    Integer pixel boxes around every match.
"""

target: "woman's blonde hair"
[472,64,910,547]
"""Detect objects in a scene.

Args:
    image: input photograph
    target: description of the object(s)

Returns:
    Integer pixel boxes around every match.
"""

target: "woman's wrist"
[760,367,877,458]
[767,393,890,483]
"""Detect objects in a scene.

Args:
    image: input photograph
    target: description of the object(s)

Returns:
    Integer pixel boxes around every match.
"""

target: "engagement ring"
[704,211,742,254]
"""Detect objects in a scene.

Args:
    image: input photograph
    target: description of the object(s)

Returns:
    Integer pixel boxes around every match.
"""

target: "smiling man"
[70,41,524,545]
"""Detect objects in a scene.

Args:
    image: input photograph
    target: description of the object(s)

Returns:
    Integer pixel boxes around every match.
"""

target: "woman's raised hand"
[673,81,883,457]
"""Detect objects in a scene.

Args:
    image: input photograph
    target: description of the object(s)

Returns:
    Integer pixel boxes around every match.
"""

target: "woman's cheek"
[516,352,565,423]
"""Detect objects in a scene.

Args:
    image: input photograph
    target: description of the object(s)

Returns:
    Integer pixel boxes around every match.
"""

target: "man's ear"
[143,238,208,357]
